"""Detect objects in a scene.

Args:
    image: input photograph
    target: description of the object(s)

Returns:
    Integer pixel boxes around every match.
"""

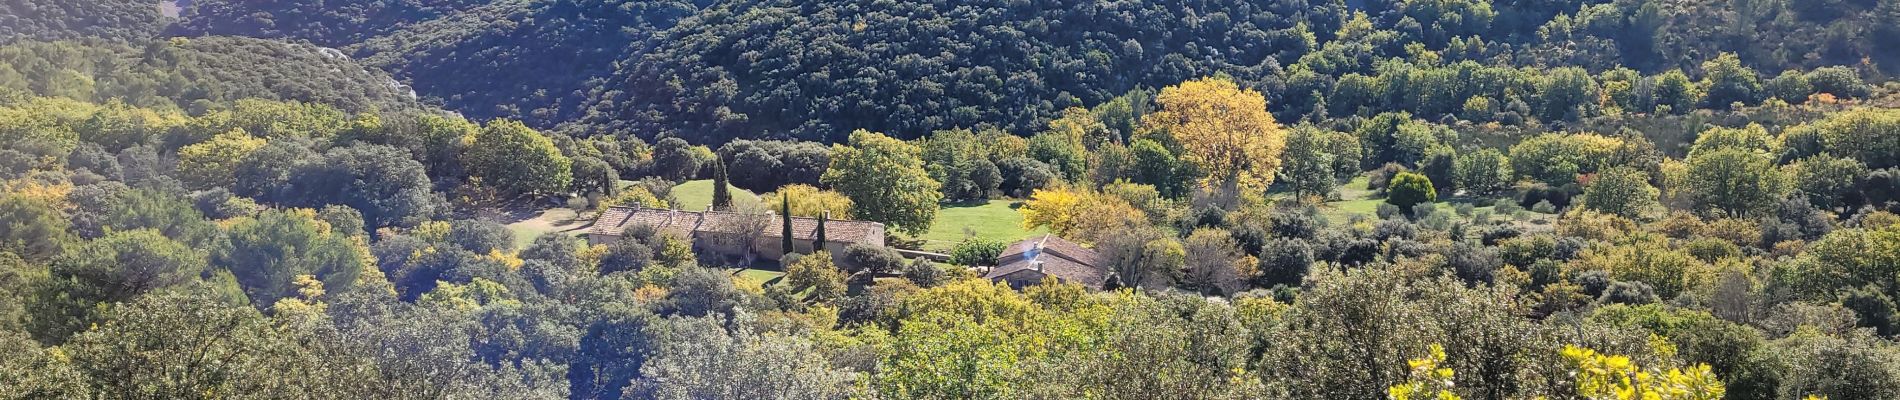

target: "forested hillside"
[0,37,420,113]
[573,0,1347,142]
[172,0,492,47]
[7,1,1900,399]
[0,0,169,44]
[1520,0,1900,73]
[351,0,701,126]
[156,0,1900,144]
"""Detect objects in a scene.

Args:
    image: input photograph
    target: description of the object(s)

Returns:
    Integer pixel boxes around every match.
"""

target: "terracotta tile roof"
[589,207,884,244]
[998,234,1103,267]
[589,206,703,237]
[986,235,1108,290]
[984,251,1108,290]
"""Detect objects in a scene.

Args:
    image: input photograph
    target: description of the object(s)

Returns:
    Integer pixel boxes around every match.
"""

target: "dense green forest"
[0,37,421,113]
[0,0,170,44]
[156,0,1900,142]
[5,0,1900,399]
[171,0,493,47]
[350,0,701,126]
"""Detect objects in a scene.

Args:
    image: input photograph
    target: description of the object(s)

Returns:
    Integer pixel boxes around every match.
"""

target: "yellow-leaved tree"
[1143,76,1287,195]
[1020,187,1085,235]
[762,184,855,219]
[1560,343,1724,400]
[1020,186,1147,245]
[176,129,267,190]
[1390,342,1728,400]
[1389,344,1460,400]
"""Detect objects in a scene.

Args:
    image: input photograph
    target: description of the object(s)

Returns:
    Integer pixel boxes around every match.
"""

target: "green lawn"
[1337,176,1374,200]
[1310,176,1542,225]
[917,200,1047,252]
[671,179,760,211]
[503,208,584,249]
[1318,198,1385,223]
[732,268,784,285]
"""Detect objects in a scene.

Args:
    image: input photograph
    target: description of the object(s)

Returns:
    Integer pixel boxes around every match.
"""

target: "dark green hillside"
[173,0,490,47]
[0,0,169,43]
[0,37,419,113]
[573,0,1348,142]
[1521,0,1900,74]
[352,0,700,127]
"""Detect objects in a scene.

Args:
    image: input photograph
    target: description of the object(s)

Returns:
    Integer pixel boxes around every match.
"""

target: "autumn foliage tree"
[1144,77,1287,197]
[761,184,853,219]
[176,130,267,190]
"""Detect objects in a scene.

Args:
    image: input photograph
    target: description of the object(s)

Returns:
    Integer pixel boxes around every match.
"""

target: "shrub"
[1517,182,1577,210]
[841,243,905,274]
[1528,259,1564,289]
[1418,209,1453,231]
[1472,210,1493,225]
[1373,220,1417,241]
[1575,270,1612,297]
[1445,242,1502,285]
[1269,207,1322,239]
[1385,172,1436,211]
[1257,238,1314,286]
[1531,200,1557,214]
[1367,163,1408,192]
[1683,237,1742,263]
[901,258,948,288]
[1376,203,1404,220]
[1481,225,1522,246]
[1553,237,1588,260]
[1494,201,1523,215]
[1806,66,1871,99]
[948,238,1006,267]
[1599,281,1659,305]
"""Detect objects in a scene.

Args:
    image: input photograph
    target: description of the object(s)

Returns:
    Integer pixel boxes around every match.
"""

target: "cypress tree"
[814,211,828,252]
[711,157,733,210]
[781,193,795,256]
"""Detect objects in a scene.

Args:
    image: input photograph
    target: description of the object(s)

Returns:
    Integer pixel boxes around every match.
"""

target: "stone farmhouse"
[587,206,885,265]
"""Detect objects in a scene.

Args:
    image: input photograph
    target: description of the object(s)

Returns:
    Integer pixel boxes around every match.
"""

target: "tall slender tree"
[814,211,828,252]
[781,193,795,256]
[712,156,733,211]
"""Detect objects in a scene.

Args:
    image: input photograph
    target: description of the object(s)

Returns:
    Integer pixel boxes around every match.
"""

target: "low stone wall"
[895,249,950,262]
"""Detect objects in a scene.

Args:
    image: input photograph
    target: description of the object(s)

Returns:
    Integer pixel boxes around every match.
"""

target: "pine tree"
[781,193,795,256]
[711,156,733,210]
